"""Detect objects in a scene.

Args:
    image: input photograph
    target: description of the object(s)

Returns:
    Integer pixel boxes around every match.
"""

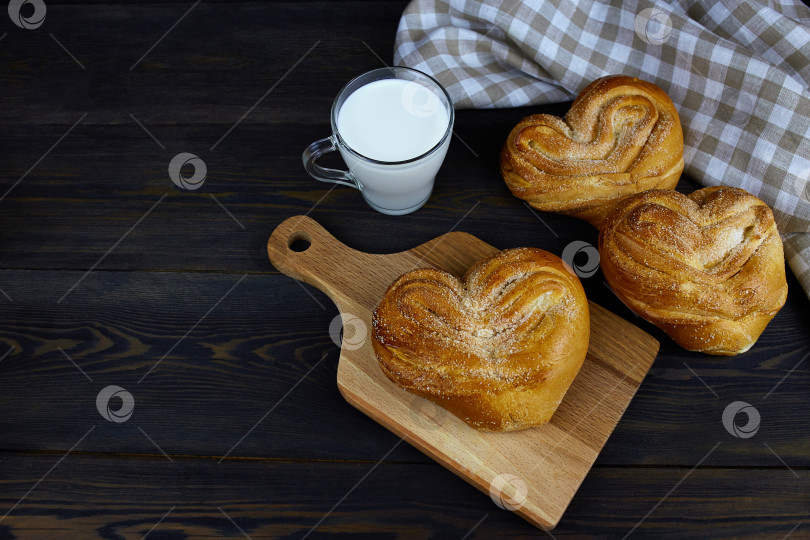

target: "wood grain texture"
[0,4,405,125]
[0,453,807,539]
[268,216,660,529]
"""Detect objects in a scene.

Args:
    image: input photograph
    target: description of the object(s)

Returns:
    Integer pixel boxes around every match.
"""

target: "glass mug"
[303,67,454,215]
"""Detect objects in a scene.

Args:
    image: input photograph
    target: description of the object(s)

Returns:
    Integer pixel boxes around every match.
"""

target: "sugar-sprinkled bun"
[372,247,590,431]
[501,75,684,228]
[599,187,787,355]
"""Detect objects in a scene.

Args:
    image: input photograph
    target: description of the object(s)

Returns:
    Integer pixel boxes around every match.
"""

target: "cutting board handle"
[267,215,377,307]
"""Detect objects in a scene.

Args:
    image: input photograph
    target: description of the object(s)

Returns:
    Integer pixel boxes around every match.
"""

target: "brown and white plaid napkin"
[394,0,810,302]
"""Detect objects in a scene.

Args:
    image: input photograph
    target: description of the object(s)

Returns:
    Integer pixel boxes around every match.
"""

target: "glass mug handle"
[302,135,362,191]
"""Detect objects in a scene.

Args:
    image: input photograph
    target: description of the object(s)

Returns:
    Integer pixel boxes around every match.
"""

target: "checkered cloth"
[394,0,810,302]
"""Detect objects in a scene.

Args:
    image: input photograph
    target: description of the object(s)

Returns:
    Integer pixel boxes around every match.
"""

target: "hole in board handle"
[288,231,312,252]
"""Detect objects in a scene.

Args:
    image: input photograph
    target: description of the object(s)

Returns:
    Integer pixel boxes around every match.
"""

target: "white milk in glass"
[336,78,451,214]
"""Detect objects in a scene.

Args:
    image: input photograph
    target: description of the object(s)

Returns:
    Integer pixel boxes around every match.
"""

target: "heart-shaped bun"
[599,187,787,355]
[501,75,684,228]
[372,248,589,431]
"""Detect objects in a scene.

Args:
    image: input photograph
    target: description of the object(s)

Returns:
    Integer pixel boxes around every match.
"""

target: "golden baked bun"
[372,247,590,432]
[599,187,787,355]
[501,75,684,228]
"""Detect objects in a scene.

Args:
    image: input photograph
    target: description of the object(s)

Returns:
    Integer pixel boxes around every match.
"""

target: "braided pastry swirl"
[372,248,589,431]
[599,187,787,355]
[501,75,684,227]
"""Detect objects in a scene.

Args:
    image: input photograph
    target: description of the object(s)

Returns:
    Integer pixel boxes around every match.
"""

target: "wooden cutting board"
[267,215,659,530]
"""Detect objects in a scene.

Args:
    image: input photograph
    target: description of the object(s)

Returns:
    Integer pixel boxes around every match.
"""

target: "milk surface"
[337,79,449,162]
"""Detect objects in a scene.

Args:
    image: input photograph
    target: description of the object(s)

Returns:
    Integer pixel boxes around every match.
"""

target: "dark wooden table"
[1,1,808,538]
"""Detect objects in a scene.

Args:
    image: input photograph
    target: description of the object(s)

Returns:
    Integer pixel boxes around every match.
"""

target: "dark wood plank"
[0,3,406,125]
[0,452,806,538]
[0,270,807,467]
